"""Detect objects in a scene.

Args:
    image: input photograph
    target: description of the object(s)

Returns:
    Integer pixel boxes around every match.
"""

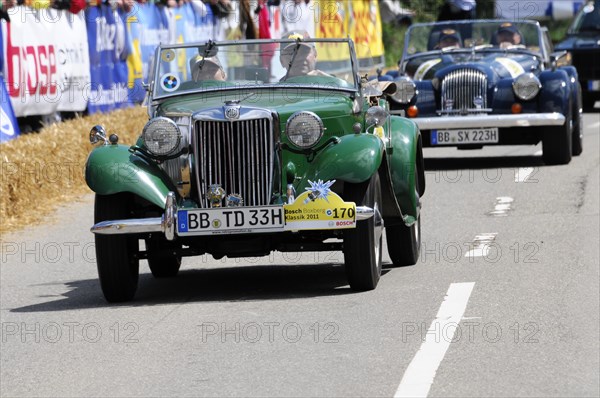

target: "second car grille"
[195,118,274,207]
[441,68,488,113]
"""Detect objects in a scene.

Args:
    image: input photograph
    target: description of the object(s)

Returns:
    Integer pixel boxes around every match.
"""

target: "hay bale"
[0,106,147,233]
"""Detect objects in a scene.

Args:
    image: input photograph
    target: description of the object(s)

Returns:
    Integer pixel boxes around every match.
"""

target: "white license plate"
[177,206,285,235]
[588,80,600,92]
[431,128,499,145]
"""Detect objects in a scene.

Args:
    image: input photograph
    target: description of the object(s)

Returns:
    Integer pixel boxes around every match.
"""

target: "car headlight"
[366,106,388,127]
[285,111,324,149]
[513,73,541,101]
[142,117,182,156]
[391,76,416,104]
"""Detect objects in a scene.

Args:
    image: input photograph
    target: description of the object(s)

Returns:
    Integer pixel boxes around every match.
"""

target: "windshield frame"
[402,19,546,62]
[149,38,361,101]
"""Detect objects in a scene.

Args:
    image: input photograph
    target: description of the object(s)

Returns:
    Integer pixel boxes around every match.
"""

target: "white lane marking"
[394,282,476,398]
[465,233,497,257]
[534,150,543,156]
[589,119,599,129]
[488,196,514,216]
[515,167,535,182]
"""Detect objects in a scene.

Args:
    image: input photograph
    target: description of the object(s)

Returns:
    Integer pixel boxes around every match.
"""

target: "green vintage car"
[85,37,425,302]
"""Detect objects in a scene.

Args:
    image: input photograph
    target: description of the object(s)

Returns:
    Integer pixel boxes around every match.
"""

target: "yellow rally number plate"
[283,189,356,230]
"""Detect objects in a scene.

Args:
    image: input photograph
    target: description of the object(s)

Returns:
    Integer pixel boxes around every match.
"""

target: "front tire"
[343,174,383,291]
[542,105,572,165]
[94,193,139,303]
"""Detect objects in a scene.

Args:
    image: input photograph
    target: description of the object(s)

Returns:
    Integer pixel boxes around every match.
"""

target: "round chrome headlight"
[285,111,324,149]
[366,106,389,127]
[142,117,182,156]
[391,76,417,104]
[513,73,541,101]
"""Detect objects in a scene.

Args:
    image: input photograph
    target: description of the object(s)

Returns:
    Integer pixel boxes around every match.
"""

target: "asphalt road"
[1,114,599,397]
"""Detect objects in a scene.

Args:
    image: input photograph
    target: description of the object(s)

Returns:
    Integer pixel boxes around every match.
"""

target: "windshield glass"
[151,39,358,99]
[569,2,600,33]
[404,20,543,56]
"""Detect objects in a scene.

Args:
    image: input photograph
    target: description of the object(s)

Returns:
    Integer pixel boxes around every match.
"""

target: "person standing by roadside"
[281,0,315,37]
[437,0,476,21]
[437,0,476,42]
[0,0,15,21]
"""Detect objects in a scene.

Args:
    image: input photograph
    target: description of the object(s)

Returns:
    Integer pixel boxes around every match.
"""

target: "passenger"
[190,54,227,81]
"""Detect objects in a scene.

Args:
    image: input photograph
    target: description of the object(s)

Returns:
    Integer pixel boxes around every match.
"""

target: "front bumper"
[402,113,565,130]
[91,192,375,240]
[92,192,177,240]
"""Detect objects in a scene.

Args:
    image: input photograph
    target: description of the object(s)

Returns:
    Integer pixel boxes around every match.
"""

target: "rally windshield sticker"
[161,49,176,62]
[160,73,180,92]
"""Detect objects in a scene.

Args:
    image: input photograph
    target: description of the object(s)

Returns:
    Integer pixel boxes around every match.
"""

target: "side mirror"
[549,50,570,70]
[89,125,107,145]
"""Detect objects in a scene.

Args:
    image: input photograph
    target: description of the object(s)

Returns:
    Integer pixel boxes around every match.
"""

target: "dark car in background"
[556,0,600,111]
[385,19,583,165]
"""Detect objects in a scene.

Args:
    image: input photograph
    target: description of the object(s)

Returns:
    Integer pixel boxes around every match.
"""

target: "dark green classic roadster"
[85,37,425,302]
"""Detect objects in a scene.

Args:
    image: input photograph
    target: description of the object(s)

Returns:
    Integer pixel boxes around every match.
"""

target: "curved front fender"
[85,145,177,209]
[386,117,421,224]
[539,69,571,114]
[296,134,384,191]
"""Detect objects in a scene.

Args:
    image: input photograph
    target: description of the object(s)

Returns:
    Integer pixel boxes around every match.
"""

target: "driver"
[190,54,227,81]
[495,22,523,48]
[279,31,331,79]
[437,29,462,49]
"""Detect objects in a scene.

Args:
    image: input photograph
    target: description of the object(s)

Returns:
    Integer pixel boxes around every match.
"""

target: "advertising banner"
[125,4,146,104]
[315,0,384,68]
[86,4,131,114]
[0,74,20,143]
[2,7,62,116]
[0,28,20,142]
[55,10,91,112]
[1,7,91,116]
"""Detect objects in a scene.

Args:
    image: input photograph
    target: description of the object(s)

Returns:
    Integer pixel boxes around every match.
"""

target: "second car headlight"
[286,111,324,149]
[513,73,541,101]
[142,117,182,156]
[391,76,416,104]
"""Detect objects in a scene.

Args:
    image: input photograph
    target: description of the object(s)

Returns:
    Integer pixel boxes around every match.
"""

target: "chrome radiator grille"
[194,118,274,208]
[441,69,488,112]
